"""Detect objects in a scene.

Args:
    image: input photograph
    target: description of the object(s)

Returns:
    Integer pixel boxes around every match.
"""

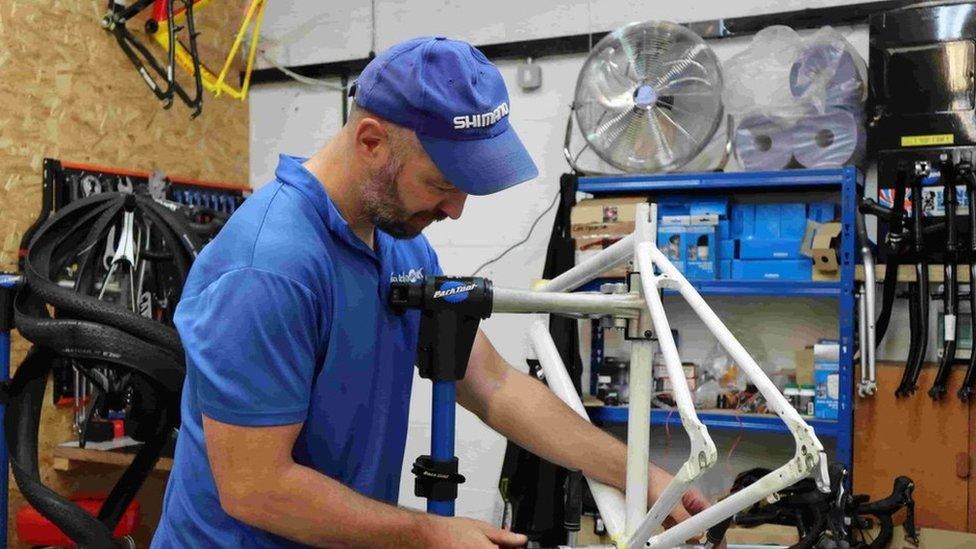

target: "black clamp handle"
[413,455,466,501]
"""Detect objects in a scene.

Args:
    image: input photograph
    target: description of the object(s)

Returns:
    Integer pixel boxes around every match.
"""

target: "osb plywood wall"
[0,0,250,545]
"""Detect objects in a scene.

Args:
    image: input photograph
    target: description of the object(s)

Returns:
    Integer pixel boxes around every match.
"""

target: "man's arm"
[203,415,527,548]
[457,330,708,523]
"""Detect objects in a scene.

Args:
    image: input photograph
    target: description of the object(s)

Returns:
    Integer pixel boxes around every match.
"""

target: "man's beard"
[361,157,440,239]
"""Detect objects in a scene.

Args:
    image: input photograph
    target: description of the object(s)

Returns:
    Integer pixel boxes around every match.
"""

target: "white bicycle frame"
[490,203,829,548]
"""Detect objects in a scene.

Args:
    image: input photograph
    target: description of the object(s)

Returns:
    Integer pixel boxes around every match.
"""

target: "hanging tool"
[856,209,877,397]
[931,156,959,400]
[98,200,140,313]
[959,162,976,401]
[897,163,932,397]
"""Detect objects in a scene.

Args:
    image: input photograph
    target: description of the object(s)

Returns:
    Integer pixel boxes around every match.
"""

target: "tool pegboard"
[18,159,250,410]
[19,158,250,265]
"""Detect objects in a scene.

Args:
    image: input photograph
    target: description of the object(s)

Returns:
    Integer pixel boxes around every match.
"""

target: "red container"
[17,495,141,546]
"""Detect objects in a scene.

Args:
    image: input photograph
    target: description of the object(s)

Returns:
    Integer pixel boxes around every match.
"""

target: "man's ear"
[353,117,391,166]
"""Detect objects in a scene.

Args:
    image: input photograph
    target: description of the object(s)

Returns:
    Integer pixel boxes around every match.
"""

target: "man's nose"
[439,192,467,220]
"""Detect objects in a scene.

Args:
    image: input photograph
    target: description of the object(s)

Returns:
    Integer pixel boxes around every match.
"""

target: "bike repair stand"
[390,276,493,516]
[0,273,22,545]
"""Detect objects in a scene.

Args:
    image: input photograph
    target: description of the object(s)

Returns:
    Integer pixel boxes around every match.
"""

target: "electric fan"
[570,21,725,173]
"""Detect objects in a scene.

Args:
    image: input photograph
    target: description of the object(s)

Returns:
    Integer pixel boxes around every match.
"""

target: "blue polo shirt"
[152,155,440,547]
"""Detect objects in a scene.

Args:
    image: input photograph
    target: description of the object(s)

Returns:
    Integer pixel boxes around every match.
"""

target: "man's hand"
[648,465,727,548]
[649,464,712,527]
[422,516,527,548]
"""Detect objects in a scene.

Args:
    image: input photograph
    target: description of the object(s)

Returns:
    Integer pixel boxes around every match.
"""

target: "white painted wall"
[249,79,346,187]
[248,0,908,527]
[257,0,868,68]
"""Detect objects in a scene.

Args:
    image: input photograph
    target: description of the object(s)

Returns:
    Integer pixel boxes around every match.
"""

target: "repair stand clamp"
[390,276,493,516]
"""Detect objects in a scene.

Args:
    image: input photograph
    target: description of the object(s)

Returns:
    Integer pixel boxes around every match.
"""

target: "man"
[153,36,711,548]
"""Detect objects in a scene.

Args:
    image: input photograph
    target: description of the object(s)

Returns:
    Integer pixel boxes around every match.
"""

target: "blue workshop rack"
[578,167,859,468]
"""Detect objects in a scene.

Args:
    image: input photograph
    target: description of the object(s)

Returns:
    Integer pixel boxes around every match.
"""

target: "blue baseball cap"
[352,36,538,196]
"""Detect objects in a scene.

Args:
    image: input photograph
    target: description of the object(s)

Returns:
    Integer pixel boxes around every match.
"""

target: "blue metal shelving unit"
[578,278,843,298]
[586,406,841,437]
[578,167,858,468]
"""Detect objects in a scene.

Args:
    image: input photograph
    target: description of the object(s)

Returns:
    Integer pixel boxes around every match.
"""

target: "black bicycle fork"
[959,162,976,401]
[929,157,960,399]
[896,163,931,397]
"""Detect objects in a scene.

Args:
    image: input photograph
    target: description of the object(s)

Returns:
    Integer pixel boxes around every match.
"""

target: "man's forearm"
[481,366,633,490]
[232,461,428,548]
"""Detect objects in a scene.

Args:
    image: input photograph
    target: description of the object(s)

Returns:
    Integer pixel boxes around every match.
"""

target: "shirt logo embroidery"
[390,268,425,283]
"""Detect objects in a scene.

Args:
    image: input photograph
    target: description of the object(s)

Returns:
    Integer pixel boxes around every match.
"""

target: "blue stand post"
[0,273,22,547]
[389,276,492,519]
[428,380,456,516]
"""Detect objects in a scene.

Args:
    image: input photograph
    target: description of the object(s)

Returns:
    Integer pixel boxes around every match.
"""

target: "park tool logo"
[433,280,477,303]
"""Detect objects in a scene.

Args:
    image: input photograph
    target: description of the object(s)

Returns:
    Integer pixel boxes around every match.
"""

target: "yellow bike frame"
[150,0,267,101]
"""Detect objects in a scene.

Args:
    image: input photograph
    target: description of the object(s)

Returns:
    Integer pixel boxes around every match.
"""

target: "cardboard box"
[812,269,841,282]
[794,346,815,386]
[571,196,646,236]
[739,238,805,259]
[731,259,813,281]
[571,221,635,238]
[812,222,842,273]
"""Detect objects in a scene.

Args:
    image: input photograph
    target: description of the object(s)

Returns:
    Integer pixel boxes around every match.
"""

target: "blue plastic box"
[731,259,813,281]
[780,203,808,239]
[808,202,836,223]
[731,203,755,238]
[688,197,729,218]
[719,260,733,279]
[717,220,730,239]
[738,238,804,259]
[719,239,737,259]
[754,204,781,238]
